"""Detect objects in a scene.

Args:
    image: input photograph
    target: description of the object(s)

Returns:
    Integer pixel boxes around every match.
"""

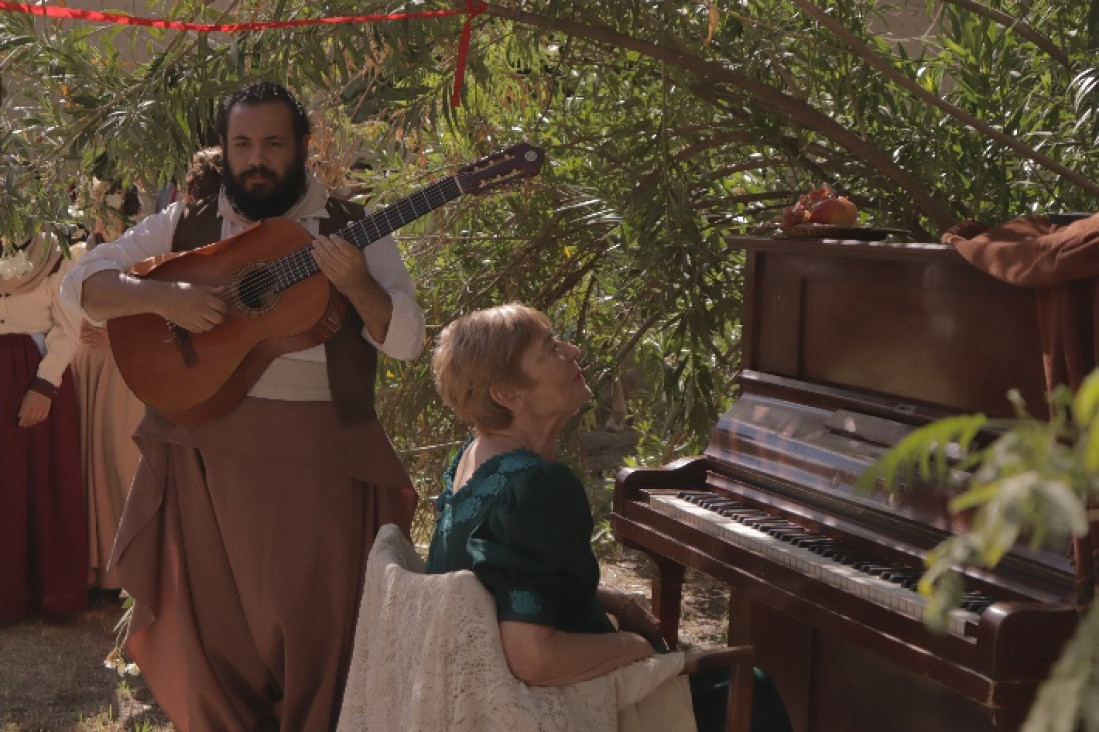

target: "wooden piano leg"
[646,553,686,650]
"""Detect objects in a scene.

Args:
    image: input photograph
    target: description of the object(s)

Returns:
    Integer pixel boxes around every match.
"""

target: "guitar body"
[107,218,344,424]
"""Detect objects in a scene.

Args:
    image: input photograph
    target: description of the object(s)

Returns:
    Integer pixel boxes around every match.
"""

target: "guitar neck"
[271,174,463,293]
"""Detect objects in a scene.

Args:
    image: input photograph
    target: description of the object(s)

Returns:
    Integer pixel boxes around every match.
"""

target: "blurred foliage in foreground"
[861,371,1099,731]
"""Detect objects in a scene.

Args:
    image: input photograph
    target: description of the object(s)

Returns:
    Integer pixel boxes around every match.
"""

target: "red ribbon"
[0,2,467,31]
[451,1,487,109]
[0,2,487,106]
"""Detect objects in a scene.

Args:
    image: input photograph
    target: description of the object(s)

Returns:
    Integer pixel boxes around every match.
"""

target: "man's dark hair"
[215,81,311,143]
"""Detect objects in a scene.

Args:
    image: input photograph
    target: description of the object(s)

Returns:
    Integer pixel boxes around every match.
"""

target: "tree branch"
[941,0,1072,69]
[789,0,1099,199]
[483,3,960,230]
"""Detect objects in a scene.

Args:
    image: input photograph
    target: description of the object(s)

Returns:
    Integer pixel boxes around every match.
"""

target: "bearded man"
[61,81,425,731]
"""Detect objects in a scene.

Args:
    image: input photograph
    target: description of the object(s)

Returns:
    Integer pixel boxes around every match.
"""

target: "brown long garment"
[110,397,417,731]
[944,213,1099,608]
[71,336,144,589]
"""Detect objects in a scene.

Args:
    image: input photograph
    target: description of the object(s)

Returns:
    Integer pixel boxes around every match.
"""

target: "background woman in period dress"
[0,232,86,622]
[70,180,147,592]
[425,303,792,732]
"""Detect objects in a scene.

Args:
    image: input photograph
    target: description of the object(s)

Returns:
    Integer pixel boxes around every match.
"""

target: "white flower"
[0,249,34,280]
[90,177,111,203]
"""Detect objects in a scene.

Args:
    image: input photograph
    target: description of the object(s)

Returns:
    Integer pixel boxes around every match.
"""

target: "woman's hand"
[18,389,51,427]
[600,589,669,652]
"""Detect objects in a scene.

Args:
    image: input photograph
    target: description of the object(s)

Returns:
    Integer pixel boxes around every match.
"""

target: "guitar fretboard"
[268,175,463,293]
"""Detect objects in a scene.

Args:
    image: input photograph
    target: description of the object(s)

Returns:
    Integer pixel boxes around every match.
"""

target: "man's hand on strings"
[311,235,376,297]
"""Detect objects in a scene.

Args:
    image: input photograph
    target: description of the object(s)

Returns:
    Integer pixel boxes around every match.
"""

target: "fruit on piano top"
[781,186,859,229]
[808,196,858,226]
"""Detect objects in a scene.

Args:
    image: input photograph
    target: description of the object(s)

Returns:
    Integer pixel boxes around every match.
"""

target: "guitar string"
[228,177,460,305]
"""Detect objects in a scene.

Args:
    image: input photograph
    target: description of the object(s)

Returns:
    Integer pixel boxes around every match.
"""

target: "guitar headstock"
[456,143,545,195]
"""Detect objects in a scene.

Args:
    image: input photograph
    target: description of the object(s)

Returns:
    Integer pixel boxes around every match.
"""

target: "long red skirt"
[0,334,87,622]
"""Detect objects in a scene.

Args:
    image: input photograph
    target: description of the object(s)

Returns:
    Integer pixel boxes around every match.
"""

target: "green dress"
[425,443,614,635]
[425,441,792,732]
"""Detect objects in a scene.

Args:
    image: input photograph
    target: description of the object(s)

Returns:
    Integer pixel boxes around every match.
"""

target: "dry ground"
[0,548,728,732]
[0,595,171,732]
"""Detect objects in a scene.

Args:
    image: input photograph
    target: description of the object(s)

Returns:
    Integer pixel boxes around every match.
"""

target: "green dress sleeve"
[467,461,606,630]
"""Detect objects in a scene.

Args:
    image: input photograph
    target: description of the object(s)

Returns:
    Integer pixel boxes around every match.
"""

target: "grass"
[0,599,170,732]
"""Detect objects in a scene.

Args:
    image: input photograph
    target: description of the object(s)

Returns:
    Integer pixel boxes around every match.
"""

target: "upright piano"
[611,236,1080,732]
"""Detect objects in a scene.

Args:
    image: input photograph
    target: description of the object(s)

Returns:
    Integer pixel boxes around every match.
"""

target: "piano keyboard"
[650,492,993,637]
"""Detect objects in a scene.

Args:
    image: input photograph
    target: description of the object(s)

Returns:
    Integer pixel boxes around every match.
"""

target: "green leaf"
[1074,369,1099,429]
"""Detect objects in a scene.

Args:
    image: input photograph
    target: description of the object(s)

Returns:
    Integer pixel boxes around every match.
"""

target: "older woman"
[426,303,791,732]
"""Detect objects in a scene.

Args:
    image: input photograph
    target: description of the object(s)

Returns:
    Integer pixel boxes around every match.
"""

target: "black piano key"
[790,537,833,549]
[832,549,870,565]
[741,517,786,528]
[961,593,994,613]
[769,528,811,541]
[851,562,889,573]
[882,570,923,585]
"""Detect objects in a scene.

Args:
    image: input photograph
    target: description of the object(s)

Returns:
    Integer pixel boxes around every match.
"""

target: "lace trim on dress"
[434,441,542,535]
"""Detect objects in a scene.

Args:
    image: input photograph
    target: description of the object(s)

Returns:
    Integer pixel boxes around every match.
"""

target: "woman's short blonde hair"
[432,303,552,431]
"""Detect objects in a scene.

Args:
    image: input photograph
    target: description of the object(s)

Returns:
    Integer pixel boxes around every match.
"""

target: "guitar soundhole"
[230,264,278,315]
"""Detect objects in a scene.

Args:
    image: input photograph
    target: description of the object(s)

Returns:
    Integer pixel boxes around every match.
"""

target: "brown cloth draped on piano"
[943,213,1099,610]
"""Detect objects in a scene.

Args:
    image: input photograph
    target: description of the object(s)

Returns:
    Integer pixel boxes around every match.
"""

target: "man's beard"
[223,152,309,221]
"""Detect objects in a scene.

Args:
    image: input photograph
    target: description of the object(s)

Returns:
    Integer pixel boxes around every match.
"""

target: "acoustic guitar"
[107,143,545,424]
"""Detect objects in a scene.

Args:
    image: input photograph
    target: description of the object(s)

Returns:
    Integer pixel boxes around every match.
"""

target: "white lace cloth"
[337,524,697,732]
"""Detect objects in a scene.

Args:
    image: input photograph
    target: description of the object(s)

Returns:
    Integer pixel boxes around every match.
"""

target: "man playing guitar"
[61,81,425,731]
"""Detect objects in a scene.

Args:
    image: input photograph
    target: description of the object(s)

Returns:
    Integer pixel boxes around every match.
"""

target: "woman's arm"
[597,587,669,652]
[499,620,654,686]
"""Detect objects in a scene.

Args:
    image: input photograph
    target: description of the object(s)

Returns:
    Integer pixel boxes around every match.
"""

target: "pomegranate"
[808,196,858,226]
[780,186,859,229]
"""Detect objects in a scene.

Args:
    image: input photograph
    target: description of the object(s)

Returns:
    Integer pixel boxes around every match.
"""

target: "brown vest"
[171,196,378,424]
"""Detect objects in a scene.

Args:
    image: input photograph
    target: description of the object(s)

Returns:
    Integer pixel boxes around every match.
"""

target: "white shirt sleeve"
[37,259,81,386]
[59,203,183,325]
[360,233,425,361]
